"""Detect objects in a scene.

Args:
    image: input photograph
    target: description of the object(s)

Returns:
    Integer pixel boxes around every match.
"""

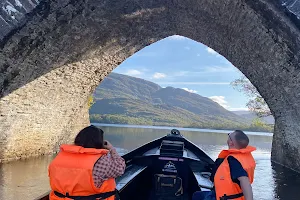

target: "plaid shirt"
[92,147,126,187]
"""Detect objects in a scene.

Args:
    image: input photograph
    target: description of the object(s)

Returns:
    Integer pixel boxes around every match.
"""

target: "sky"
[112,35,250,111]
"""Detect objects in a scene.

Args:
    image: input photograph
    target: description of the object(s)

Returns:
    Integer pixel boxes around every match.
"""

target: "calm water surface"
[1,125,300,200]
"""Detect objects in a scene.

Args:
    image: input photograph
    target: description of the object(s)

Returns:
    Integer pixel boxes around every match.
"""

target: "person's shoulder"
[228,156,248,179]
[227,156,243,168]
[227,155,239,162]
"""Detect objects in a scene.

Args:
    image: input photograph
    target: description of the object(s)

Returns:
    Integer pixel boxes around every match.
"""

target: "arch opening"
[89,35,274,133]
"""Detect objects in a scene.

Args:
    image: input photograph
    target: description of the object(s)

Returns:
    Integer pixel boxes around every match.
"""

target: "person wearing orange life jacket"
[192,130,256,200]
[48,125,125,200]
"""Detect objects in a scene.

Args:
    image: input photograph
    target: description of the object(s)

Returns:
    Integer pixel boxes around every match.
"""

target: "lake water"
[1,125,300,200]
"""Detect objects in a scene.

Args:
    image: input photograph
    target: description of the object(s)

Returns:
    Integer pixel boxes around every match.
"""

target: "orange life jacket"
[214,146,256,200]
[48,144,116,200]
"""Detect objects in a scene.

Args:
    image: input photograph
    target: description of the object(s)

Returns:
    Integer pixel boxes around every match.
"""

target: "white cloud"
[172,71,190,77]
[206,47,222,57]
[184,46,191,50]
[172,66,234,76]
[197,54,201,57]
[156,82,230,85]
[182,88,197,93]
[207,47,218,55]
[153,72,166,79]
[168,35,186,40]
[209,96,230,109]
[209,96,249,111]
[124,69,142,76]
[228,107,249,111]
[204,66,235,73]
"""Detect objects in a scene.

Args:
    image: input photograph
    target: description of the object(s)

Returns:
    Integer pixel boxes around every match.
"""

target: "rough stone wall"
[0,0,300,172]
[0,0,40,39]
[0,58,114,161]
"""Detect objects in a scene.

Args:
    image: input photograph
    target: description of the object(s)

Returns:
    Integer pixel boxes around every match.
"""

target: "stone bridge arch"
[0,0,300,171]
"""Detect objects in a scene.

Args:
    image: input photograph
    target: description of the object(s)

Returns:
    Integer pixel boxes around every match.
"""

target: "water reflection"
[0,125,298,200]
[0,155,54,200]
[272,162,300,200]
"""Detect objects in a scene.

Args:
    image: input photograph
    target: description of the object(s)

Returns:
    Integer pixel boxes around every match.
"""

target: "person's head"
[227,130,249,149]
[74,125,104,149]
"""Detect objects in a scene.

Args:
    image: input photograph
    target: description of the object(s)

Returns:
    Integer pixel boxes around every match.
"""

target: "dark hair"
[74,125,104,149]
[233,130,249,149]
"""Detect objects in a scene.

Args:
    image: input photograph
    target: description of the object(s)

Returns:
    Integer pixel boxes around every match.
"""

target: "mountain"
[94,73,161,101]
[232,111,274,124]
[90,73,257,130]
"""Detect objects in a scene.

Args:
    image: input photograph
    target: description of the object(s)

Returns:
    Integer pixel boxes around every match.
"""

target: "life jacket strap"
[220,193,243,200]
[54,189,118,199]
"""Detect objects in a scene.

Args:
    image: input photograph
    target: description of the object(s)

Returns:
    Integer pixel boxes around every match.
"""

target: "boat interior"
[116,134,214,200]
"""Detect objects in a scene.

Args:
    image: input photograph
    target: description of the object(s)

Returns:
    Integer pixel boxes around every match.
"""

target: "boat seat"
[116,165,147,191]
[150,173,185,200]
[192,171,213,191]
[160,140,184,157]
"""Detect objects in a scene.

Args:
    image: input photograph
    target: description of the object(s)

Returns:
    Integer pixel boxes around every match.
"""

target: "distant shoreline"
[91,123,273,136]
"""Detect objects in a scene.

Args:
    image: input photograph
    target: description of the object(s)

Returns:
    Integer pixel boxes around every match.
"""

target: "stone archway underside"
[0,0,300,171]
